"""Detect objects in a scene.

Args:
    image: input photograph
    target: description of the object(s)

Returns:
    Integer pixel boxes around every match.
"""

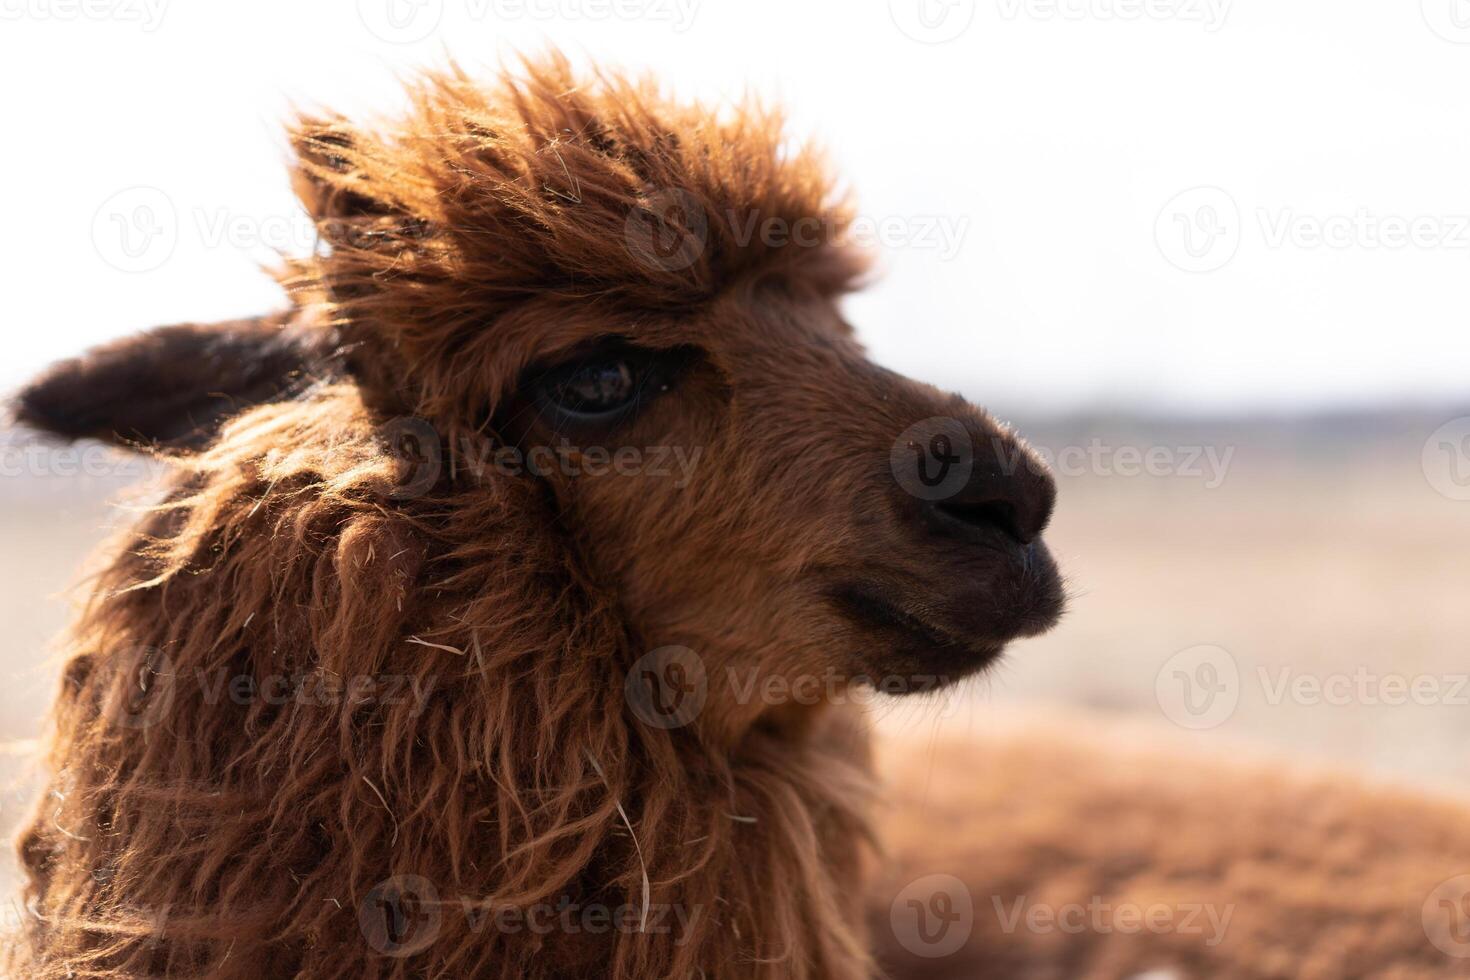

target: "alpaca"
[5,53,1064,978]
[866,714,1470,980]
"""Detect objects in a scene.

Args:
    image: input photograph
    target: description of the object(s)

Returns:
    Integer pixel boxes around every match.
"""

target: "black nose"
[928,461,1056,546]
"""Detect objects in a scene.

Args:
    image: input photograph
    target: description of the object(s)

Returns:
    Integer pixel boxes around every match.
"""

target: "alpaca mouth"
[827,541,1064,685]
[830,586,966,647]
[828,584,1008,683]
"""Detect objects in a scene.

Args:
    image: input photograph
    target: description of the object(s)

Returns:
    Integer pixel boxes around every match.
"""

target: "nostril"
[933,498,1031,545]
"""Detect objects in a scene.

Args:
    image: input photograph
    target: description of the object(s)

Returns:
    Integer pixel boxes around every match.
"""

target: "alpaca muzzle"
[827,409,1066,683]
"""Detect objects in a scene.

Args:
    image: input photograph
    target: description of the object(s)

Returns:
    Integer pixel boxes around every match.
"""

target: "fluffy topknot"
[283,52,868,419]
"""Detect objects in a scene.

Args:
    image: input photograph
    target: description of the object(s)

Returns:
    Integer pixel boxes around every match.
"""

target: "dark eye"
[525,339,700,430]
[540,358,638,418]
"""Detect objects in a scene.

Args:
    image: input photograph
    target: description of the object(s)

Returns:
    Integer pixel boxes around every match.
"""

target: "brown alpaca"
[6,54,1064,978]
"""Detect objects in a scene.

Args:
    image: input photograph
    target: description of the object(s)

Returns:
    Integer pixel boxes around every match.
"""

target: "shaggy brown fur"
[868,715,1470,980]
[7,53,1063,979]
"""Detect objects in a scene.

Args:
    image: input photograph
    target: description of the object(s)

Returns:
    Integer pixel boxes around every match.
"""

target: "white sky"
[2,0,1467,415]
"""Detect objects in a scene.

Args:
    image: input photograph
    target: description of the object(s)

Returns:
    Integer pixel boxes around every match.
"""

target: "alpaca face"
[495,286,1064,737]
[17,289,1063,749]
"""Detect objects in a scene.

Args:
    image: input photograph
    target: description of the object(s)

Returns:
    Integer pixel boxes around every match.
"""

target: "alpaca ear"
[12,317,320,453]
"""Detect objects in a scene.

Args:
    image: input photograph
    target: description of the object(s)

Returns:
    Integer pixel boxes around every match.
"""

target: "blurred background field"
[3,407,1468,902]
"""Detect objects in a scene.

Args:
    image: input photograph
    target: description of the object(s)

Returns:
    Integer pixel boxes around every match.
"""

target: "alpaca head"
[16,54,1062,748]
[10,52,1069,980]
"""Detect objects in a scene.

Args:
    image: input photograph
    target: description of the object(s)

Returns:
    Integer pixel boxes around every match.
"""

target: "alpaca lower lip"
[828,584,1005,677]
[829,586,955,644]
[827,542,1064,681]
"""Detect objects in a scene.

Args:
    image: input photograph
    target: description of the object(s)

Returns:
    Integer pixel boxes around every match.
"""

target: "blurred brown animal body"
[867,716,1470,980]
[6,54,1063,978]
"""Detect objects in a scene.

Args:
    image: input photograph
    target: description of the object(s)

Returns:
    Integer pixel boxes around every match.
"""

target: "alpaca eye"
[525,340,698,430]
[542,360,636,417]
